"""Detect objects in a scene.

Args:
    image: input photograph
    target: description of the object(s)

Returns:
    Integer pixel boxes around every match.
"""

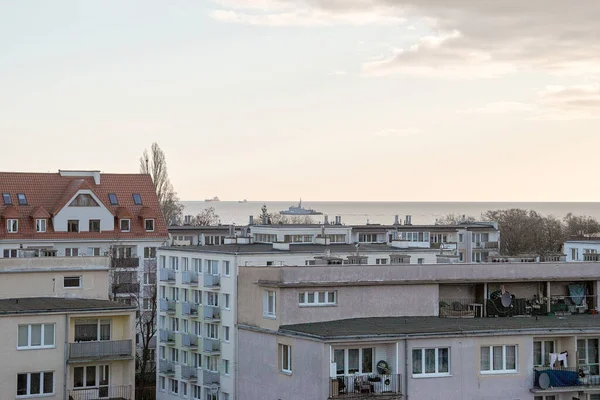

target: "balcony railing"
[329,374,402,398]
[204,306,221,321]
[159,360,175,374]
[182,301,198,316]
[483,241,499,249]
[159,268,176,282]
[68,385,132,400]
[533,367,600,389]
[181,365,198,380]
[547,295,597,314]
[159,329,175,343]
[203,370,220,385]
[112,282,140,295]
[439,299,485,318]
[69,340,132,360]
[159,299,176,313]
[111,257,139,269]
[182,271,199,284]
[204,274,220,287]
[181,333,199,348]
[203,338,220,354]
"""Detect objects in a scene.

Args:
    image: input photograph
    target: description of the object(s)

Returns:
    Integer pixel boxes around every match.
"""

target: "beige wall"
[238,267,282,330]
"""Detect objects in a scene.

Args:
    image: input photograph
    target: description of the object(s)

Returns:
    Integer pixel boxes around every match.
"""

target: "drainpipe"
[64,313,69,400]
[404,339,409,400]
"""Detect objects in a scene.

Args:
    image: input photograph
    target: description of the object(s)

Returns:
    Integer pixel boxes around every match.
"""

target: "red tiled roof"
[1,206,20,219]
[116,207,134,219]
[0,172,169,240]
[31,206,51,219]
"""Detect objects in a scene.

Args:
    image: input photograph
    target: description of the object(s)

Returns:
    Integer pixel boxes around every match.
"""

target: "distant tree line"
[440,209,600,256]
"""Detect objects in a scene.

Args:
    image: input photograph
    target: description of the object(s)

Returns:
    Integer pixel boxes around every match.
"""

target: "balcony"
[182,271,199,284]
[111,257,139,269]
[181,333,199,349]
[439,299,485,318]
[533,367,600,391]
[159,329,175,344]
[112,282,140,295]
[483,241,499,250]
[181,365,198,381]
[430,242,457,251]
[159,360,175,375]
[203,370,220,386]
[159,299,176,314]
[159,268,176,282]
[68,340,132,362]
[203,338,220,354]
[329,374,402,399]
[68,385,132,400]
[204,306,221,321]
[182,301,198,316]
[204,274,220,288]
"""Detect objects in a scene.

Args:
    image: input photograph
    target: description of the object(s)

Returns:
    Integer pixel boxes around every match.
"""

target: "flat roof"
[0,297,136,315]
[160,243,439,254]
[278,315,600,340]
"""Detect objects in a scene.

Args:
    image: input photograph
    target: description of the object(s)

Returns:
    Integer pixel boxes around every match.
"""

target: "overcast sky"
[1,1,599,201]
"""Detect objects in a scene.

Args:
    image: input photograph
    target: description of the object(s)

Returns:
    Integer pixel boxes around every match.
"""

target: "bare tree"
[136,283,157,398]
[436,213,476,225]
[191,207,220,226]
[564,213,600,238]
[140,142,184,225]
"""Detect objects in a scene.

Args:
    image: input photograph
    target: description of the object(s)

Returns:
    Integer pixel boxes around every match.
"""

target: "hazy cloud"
[373,128,420,138]
[461,102,534,114]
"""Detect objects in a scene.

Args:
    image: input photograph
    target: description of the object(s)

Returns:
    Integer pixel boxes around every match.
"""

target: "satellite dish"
[538,372,550,389]
[501,292,513,308]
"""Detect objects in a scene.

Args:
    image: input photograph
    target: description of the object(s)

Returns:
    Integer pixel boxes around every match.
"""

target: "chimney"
[324,215,329,225]
[335,216,341,225]
[184,215,192,225]
[261,215,267,225]
[249,215,254,225]
[405,215,412,225]
[229,224,234,236]
[394,215,400,225]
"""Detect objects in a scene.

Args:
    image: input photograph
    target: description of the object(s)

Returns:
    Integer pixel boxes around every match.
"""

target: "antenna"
[144,154,149,173]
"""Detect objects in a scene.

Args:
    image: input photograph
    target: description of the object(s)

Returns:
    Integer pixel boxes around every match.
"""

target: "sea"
[179,201,600,226]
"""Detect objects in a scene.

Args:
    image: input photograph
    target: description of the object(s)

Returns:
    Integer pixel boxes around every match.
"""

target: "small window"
[412,347,450,376]
[17,193,27,205]
[2,193,11,205]
[279,344,292,374]
[224,326,230,342]
[120,219,130,232]
[89,219,100,232]
[263,290,276,318]
[18,324,55,349]
[67,220,79,233]
[65,248,79,257]
[7,219,18,233]
[36,219,47,233]
[144,247,156,259]
[133,193,142,205]
[69,194,99,207]
[17,371,54,396]
[145,219,154,232]
[64,276,81,288]
[108,193,118,205]
[480,345,517,374]
[223,261,231,276]
[87,247,101,256]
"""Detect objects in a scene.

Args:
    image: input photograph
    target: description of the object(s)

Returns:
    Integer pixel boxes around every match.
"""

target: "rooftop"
[278,315,600,340]
[160,243,440,254]
[0,297,136,315]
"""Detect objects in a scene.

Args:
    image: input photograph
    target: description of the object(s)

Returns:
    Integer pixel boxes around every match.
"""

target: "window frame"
[299,290,337,306]
[333,347,374,376]
[7,219,18,233]
[108,193,118,205]
[223,261,231,277]
[144,219,154,232]
[133,193,143,205]
[17,371,54,397]
[67,219,79,233]
[88,219,101,233]
[533,340,556,367]
[263,290,276,319]
[17,193,28,205]
[279,344,292,374]
[480,345,518,374]
[64,276,82,288]
[2,193,12,205]
[412,347,451,377]
[36,218,47,233]
[120,219,131,232]
[17,324,56,350]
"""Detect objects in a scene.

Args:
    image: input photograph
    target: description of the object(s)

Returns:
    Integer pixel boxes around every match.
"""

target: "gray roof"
[278,315,600,340]
[169,225,237,232]
[0,297,136,315]
[160,243,439,255]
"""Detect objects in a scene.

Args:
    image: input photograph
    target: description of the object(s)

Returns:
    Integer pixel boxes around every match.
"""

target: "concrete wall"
[237,328,329,400]
[439,284,477,299]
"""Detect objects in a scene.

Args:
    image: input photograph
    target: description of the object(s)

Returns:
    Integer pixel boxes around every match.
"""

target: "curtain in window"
[30,373,41,394]
[438,348,449,373]
[18,326,28,347]
[75,320,98,342]
[44,324,54,346]
[480,347,490,370]
[334,350,345,375]
[533,342,542,366]
[43,373,53,394]
[424,349,436,373]
[412,350,422,374]
[348,349,359,374]
[100,320,111,340]
[86,366,96,387]
[505,346,516,370]
[31,324,42,346]
[362,348,373,373]
[544,341,554,366]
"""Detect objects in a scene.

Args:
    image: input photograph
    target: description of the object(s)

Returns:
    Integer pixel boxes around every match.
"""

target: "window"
[224,294,230,309]
[223,393,230,400]
[2,193,12,205]
[182,257,189,271]
[194,321,202,336]
[578,338,599,375]
[193,290,202,305]
[181,381,187,397]
[206,260,218,275]
[170,347,179,362]
[4,249,18,258]
[108,193,118,205]
[418,258,424,264]
[89,219,100,232]
[283,234,314,243]
[36,219,47,233]
[192,385,202,399]
[412,348,450,376]
[159,376,166,392]
[224,326,230,342]
[480,345,517,374]
[133,193,143,205]
[85,247,100,257]
[534,340,555,367]
[17,371,53,396]
[67,220,79,233]
[298,291,336,306]
[534,396,556,400]
[74,319,111,342]
[375,258,388,265]
[69,194,99,207]
[120,219,130,232]
[169,378,178,394]
[326,234,346,243]
[18,324,55,349]
[223,359,230,375]
[145,219,154,232]
[17,193,27,205]
[7,219,18,233]
[74,365,109,388]
[143,247,156,259]
[65,248,79,257]
[170,256,179,270]
[206,323,219,339]
[254,233,277,243]
[193,258,202,273]
[279,344,292,374]
[359,233,378,243]
[64,276,81,288]
[333,348,373,375]
[263,290,276,318]
[223,261,231,276]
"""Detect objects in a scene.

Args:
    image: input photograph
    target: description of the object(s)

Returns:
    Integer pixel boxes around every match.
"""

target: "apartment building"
[564,238,600,262]
[0,170,169,351]
[237,262,600,400]
[0,256,136,400]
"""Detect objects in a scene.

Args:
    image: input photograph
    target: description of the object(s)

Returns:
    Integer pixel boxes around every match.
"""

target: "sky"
[1,1,600,202]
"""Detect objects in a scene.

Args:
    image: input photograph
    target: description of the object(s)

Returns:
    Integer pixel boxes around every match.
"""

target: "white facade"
[564,240,600,262]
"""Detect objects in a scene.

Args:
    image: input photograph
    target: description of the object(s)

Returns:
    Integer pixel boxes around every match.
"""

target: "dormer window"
[120,219,131,232]
[69,194,99,207]
[108,193,118,205]
[145,219,155,232]
[133,194,142,205]
[2,193,11,205]
[36,219,47,233]
[67,220,79,233]
[7,219,18,233]
[17,193,27,205]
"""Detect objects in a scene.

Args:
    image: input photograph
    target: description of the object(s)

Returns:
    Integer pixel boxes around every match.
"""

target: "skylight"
[2,193,11,205]
[108,193,118,205]
[17,193,27,205]
[133,193,142,205]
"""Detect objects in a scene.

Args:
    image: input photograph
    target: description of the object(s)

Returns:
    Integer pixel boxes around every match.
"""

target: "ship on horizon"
[205,196,220,202]
[280,199,322,216]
